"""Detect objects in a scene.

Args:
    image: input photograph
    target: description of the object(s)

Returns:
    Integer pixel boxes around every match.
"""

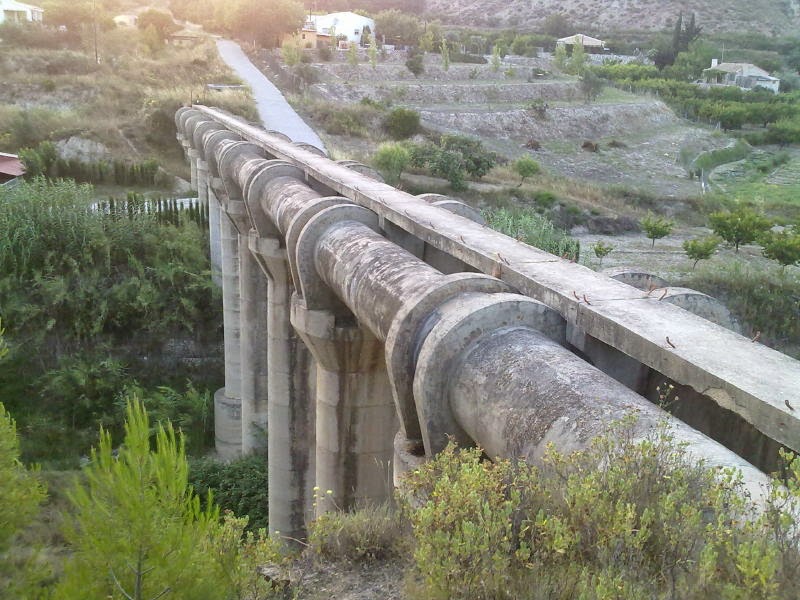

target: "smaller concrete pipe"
[314,220,448,341]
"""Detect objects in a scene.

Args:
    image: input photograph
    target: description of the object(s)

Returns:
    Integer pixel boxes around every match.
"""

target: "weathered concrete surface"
[191,105,800,455]
[447,325,771,505]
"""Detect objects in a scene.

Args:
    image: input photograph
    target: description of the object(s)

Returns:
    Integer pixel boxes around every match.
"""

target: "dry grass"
[0,32,256,174]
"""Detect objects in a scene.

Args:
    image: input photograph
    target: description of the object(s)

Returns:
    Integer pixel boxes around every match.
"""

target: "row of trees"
[635,208,800,272]
[592,63,800,139]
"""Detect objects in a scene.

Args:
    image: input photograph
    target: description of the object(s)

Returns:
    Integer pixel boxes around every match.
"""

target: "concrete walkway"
[215,39,325,152]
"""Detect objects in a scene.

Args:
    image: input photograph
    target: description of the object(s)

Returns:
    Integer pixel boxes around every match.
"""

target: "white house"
[0,0,43,24]
[556,33,606,54]
[702,60,780,94]
[305,11,375,45]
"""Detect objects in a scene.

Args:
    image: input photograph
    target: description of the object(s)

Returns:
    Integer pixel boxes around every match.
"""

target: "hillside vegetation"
[423,0,800,35]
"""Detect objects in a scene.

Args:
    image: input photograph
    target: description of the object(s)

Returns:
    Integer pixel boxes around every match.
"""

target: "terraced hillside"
[301,52,731,198]
[423,0,800,35]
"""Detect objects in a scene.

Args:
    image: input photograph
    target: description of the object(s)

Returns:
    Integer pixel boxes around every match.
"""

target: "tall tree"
[55,398,226,600]
[226,0,305,48]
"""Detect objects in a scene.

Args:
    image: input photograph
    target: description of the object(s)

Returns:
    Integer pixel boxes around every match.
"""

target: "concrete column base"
[214,387,242,461]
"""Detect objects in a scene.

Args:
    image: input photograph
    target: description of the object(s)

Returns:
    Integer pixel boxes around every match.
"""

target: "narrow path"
[215,39,325,152]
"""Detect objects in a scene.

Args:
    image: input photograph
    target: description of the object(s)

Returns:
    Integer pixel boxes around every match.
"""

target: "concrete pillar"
[208,178,223,286]
[239,229,269,454]
[188,148,199,191]
[250,237,315,540]
[215,201,243,460]
[291,297,397,516]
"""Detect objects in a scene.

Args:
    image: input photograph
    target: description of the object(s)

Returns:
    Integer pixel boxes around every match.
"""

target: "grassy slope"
[0,29,255,180]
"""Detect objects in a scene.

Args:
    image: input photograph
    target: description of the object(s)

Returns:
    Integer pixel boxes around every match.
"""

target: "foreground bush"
[190,454,269,531]
[308,503,405,563]
[399,422,800,600]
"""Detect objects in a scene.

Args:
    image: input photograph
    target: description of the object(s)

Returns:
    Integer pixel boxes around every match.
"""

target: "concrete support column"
[208,178,223,286]
[250,237,315,540]
[239,229,269,454]
[215,201,243,460]
[188,148,199,191]
[291,297,397,516]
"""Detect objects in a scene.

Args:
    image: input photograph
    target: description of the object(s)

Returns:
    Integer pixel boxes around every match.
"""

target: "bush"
[189,454,269,531]
[484,207,580,260]
[512,155,540,185]
[533,190,557,209]
[373,142,410,184]
[382,108,420,139]
[592,240,614,266]
[439,134,497,178]
[686,261,800,347]
[761,228,800,271]
[405,50,424,76]
[399,421,800,600]
[308,503,405,563]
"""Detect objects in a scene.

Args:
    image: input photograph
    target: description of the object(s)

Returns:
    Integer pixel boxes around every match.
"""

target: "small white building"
[556,33,606,54]
[0,0,43,24]
[703,60,780,94]
[305,11,375,45]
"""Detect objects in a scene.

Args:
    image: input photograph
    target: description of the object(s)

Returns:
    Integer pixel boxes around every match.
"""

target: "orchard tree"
[683,236,720,269]
[373,143,410,184]
[761,229,800,273]
[512,155,540,186]
[441,38,450,71]
[592,240,614,267]
[709,208,771,252]
[641,214,674,247]
[491,45,502,72]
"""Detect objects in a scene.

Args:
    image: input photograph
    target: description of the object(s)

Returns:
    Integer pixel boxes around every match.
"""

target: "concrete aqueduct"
[177,105,800,540]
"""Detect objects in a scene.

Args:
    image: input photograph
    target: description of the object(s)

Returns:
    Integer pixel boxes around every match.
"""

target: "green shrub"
[512,155,540,185]
[399,421,800,600]
[709,207,772,251]
[683,236,720,269]
[686,261,800,348]
[440,134,497,179]
[189,454,269,531]
[373,142,410,184]
[405,51,424,76]
[592,240,614,266]
[308,503,405,563]
[484,207,580,260]
[382,108,420,139]
[640,213,674,247]
[533,190,557,209]
[760,228,800,271]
